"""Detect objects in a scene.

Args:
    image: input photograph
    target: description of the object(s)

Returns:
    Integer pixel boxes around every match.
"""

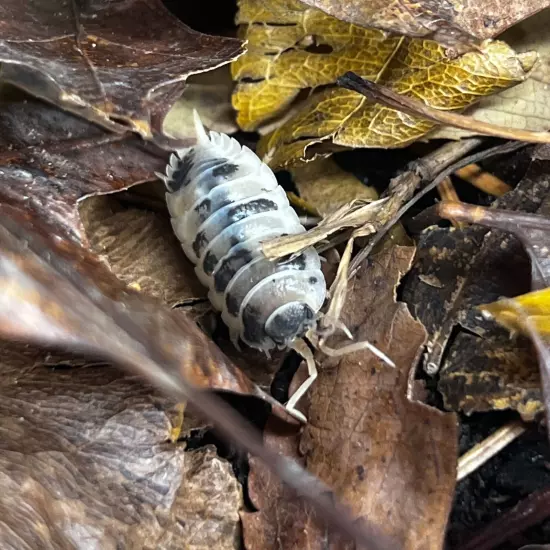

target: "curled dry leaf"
[232,0,534,169]
[289,157,378,217]
[298,0,550,49]
[0,96,165,243]
[403,146,550,418]
[0,0,243,143]
[80,195,206,308]
[244,245,457,549]
[431,10,550,140]
[0,206,287,416]
[0,342,242,548]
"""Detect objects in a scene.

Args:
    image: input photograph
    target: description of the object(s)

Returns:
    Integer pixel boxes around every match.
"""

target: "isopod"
[157,111,393,421]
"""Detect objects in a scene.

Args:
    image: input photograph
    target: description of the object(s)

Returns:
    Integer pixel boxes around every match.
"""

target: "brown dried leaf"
[0,342,242,548]
[0,0,243,143]
[80,195,206,308]
[0,206,286,415]
[244,246,457,549]
[241,417,309,550]
[0,96,166,243]
[402,146,550,416]
[298,0,550,48]
[289,158,378,217]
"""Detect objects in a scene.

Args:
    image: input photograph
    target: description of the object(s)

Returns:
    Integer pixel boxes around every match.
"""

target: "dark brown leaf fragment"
[403,147,550,417]
[0,96,166,243]
[300,0,550,49]
[243,246,457,550]
[0,0,243,142]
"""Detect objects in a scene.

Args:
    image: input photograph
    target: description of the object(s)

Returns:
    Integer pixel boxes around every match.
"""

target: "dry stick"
[348,140,527,276]
[455,164,512,196]
[461,487,550,550]
[456,420,527,481]
[337,72,550,144]
[437,177,464,229]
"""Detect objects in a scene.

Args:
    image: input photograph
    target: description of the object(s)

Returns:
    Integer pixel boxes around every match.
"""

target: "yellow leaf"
[430,11,550,140]
[289,158,378,217]
[232,0,535,169]
[481,287,550,337]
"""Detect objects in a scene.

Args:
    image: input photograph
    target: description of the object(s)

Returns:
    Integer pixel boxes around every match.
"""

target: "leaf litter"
[0,0,244,144]
[1,0,550,548]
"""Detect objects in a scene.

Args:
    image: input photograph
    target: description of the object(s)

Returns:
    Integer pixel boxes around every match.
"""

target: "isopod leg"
[285,339,317,423]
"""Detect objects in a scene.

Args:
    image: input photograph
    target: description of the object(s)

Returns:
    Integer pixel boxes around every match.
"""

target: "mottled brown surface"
[439,332,542,418]
[0,342,242,549]
[403,150,550,416]
[80,194,206,308]
[0,0,243,142]
[243,246,458,550]
[0,96,166,243]
[0,206,281,411]
[298,0,550,49]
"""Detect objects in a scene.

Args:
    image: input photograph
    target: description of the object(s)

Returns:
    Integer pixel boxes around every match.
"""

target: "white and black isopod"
[158,112,392,420]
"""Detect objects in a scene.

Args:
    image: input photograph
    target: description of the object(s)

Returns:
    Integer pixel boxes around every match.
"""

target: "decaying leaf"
[232,0,534,168]
[438,331,542,418]
[0,95,166,243]
[0,0,243,143]
[403,146,550,417]
[289,157,378,217]
[431,11,550,141]
[163,66,239,139]
[437,200,550,290]
[298,0,550,49]
[80,195,206,308]
[244,245,457,549]
[241,417,307,550]
[0,341,242,548]
[0,206,287,416]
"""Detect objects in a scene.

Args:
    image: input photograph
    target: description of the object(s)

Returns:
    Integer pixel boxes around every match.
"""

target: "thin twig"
[348,140,527,277]
[462,487,550,550]
[455,164,512,196]
[337,72,550,144]
[457,420,527,481]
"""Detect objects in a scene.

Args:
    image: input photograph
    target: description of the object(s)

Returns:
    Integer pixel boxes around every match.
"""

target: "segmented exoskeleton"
[158,112,393,421]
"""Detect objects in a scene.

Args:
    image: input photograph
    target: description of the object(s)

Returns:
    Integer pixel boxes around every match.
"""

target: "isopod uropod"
[158,111,393,421]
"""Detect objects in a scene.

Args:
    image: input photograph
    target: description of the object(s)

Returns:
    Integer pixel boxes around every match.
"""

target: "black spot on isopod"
[212,162,239,178]
[194,198,212,222]
[168,150,195,192]
[309,276,317,285]
[192,230,209,257]
[214,248,254,292]
[202,251,219,275]
[265,302,315,345]
[242,303,268,346]
[356,465,365,481]
[226,290,242,316]
[226,198,278,225]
